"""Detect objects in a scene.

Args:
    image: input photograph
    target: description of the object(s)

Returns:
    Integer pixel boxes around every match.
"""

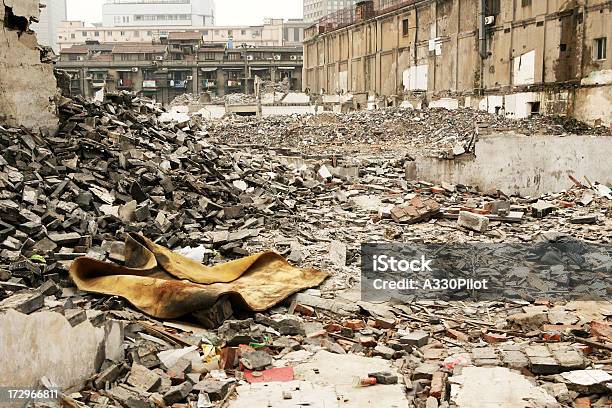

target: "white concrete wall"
[414,132,612,196]
[262,105,316,117]
[573,84,612,127]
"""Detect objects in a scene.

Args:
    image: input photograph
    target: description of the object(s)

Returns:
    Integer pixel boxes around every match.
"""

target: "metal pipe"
[479,0,487,59]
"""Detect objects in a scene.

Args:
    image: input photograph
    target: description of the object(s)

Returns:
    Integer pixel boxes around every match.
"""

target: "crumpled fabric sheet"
[69,233,328,319]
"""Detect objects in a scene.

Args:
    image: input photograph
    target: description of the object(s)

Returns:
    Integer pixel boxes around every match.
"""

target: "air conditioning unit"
[186,75,193,81]
[274,55,281,60]
[290,55,298,60]
[155,56,164,61]
[485,16,495,25]
[131,67,139,72]
[246,55,254,61]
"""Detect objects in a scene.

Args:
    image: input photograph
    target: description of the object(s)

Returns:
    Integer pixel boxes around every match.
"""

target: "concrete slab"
[230,380,337,407]
[262,105,316,117]
[282,93,311,105]
[196,105,226,119]
[293,350,408,407]
[0,309,111,391]
[450,367,560,408]
[415,132,612,196]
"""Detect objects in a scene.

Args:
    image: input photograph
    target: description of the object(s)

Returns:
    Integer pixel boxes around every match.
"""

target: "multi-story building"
[56,39,304,104]
[31,0,67,52]
[303,0,611,126]
[303,0,357,23]
[57,19,309,50]
[102,0,216,27]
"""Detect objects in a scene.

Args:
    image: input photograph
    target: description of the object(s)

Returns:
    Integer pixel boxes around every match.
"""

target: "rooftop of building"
[167,31,203,41]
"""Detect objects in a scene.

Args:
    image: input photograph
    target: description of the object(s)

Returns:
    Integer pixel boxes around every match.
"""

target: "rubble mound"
[0,92,325,287]
[209,107,612,156]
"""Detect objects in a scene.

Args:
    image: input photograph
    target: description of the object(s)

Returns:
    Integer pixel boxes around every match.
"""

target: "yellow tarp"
[69,234,327,319]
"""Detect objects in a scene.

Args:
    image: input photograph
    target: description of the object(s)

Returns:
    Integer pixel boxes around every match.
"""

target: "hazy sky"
[66,0,303,26]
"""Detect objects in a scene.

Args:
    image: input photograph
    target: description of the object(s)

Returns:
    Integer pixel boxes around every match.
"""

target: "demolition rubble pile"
[0,93,611,407]
[208,107,612,157]
[259,78,291,95]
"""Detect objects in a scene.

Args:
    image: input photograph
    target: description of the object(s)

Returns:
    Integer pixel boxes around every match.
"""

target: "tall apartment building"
[303,0,357,23]
[57,19,308,50]
[102,0,216,27]
[31,0,67,52]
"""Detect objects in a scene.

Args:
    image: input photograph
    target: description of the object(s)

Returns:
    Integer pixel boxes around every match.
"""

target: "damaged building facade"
[0,0,59,134]
[56,35,303,104]
[303,0,612,126]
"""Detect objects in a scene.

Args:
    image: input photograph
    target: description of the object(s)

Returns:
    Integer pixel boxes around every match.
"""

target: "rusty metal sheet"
[69,234,328,319]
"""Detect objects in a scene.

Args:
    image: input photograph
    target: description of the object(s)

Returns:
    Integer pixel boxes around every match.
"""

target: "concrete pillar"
[217,69,226,96]
[192,67,200,95]
[134,69,144,93]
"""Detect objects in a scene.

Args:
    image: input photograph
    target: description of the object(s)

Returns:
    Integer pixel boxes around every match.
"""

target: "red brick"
[590,320,612,339]
[324,323,342,333]
[481,331,507,343]
[542,331,562,342]
[359,336,377,347]
[345,319,366,330]
[374,317,396,329]
[430,371,447,399]
[293,303,315,316]
[575,344,593,356]
[447,328,469,342]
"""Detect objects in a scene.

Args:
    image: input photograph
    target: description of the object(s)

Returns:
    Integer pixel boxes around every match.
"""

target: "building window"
[486,0,500,14]
[107,31,113,36]
[82,31,87,37]
[241,30,246,35]
[71,33,75,39]
[521,0,531,6]
[134,31,140,37]
[402,19,409,36]
[94,31,100,37]
[559,43,567,52]
[594,37,607,60]
[228,30,233,37]
[203,30,209,36]
[120,31,126,36]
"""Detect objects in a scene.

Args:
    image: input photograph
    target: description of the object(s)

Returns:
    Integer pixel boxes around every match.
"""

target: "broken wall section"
[0,0,59,134]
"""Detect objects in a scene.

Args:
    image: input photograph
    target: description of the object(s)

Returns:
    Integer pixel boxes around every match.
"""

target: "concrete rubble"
[0,38,611,407]
[0,88,609,407]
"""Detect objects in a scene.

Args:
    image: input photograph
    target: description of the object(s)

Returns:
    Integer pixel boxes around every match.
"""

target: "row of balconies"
[95,78,226,90]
